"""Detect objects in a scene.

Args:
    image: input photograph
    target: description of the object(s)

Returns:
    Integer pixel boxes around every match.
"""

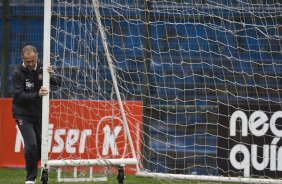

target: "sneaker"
[25,180,35,184]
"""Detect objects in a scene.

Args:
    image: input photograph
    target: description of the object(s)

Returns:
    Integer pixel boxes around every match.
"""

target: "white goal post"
[42,0,282,183]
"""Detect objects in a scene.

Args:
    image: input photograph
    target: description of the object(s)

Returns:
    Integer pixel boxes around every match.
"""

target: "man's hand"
[47,65,55,76]
[38,86,48,97]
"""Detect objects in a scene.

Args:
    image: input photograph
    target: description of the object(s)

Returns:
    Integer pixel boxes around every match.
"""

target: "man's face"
[22,51,38,71]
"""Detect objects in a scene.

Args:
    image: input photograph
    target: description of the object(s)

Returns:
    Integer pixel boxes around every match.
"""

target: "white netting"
[47,0,282,182]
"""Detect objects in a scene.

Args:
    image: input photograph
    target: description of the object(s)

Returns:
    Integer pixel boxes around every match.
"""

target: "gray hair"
[21,45,38,58]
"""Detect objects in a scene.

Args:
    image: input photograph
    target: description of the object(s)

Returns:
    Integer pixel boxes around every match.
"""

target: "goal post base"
[46,158,138,167]
[136,172,282,184]
[57,178,108,183]
[46,159,137,183]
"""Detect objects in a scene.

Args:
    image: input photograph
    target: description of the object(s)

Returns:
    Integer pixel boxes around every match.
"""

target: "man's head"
[21,45,38,71]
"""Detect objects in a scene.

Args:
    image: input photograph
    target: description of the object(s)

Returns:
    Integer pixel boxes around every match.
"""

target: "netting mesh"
[48,0,282,181]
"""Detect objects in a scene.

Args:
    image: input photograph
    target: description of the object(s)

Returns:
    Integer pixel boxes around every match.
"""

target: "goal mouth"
[42,0,282,183]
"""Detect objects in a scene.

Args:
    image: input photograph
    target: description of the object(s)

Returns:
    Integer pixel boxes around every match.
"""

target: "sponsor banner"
[0,98,142,171]
[217,104,282,178]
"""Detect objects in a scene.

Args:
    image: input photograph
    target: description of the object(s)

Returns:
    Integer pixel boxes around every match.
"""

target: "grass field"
[0,168,236,184]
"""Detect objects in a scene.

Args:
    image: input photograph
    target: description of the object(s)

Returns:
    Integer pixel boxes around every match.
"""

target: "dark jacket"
[12,62,61,122]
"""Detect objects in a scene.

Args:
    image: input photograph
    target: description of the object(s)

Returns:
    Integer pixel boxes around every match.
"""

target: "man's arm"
[12,70,39,103]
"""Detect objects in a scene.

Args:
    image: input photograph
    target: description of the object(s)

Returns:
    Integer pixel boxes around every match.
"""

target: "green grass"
[0,168,237,184]
[0,168,192,184]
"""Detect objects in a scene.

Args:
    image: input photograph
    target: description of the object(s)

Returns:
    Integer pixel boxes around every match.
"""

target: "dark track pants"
[16,119,41,181]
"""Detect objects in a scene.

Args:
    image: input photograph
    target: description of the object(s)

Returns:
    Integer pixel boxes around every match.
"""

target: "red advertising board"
[0,98,142,171]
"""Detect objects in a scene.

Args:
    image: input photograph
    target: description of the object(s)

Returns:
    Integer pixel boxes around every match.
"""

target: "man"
[12,45,61,184]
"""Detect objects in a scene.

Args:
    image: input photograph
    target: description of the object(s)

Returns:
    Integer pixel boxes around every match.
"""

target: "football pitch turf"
[0,168,237,184]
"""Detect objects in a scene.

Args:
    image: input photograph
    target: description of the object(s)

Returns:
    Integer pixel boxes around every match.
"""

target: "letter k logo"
[102,125,122,156]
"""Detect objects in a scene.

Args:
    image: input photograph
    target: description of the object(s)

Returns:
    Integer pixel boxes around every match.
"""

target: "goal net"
[43,0,282,183]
